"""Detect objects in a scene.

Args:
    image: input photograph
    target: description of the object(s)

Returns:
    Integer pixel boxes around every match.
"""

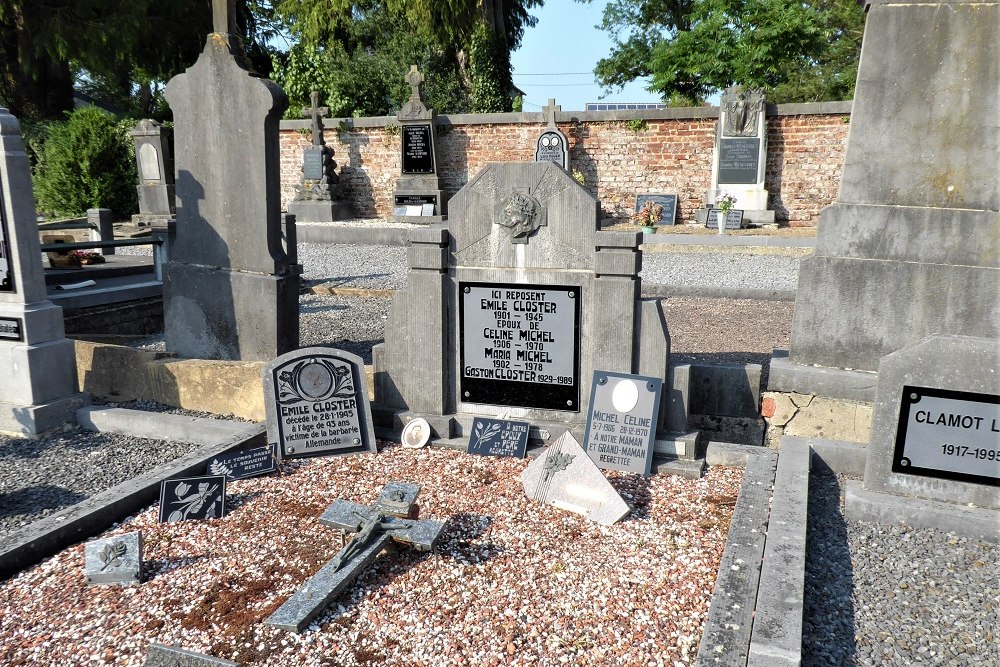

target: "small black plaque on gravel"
[467,417,530,458]
[206,444,277,480]
[158,475,226,523]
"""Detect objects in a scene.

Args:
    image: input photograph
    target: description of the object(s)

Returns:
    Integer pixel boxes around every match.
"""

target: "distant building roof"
[585,102,667,111]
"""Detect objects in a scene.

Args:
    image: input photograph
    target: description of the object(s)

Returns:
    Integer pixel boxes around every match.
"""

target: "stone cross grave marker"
[535,98,569,171]
[263,347,376,461]
[521,431,631,525]
[303,91,329,148]
[265,481,446,632]
[145,643,240,666]
[84,531,142,585]
[393,65,445,221]
[288,90,352,222]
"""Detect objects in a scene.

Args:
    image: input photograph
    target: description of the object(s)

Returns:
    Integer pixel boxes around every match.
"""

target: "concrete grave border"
[0,407,265,580]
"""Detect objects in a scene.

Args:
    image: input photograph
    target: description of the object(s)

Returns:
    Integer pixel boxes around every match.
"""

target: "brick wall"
[279,102,851,227]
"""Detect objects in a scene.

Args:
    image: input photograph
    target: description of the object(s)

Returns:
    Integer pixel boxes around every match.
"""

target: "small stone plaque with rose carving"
[84,530,142,585]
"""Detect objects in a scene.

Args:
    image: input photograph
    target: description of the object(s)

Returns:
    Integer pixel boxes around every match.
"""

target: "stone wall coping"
[280,100,852,131]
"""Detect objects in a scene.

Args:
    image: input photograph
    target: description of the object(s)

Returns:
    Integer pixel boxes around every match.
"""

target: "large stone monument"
[771,0,999,397]
[704,86,773,226]
[162,0,300,361]
[374,161,700,465]
[392,65,446,223]
[286,91,354,222]
[0,108,88,436]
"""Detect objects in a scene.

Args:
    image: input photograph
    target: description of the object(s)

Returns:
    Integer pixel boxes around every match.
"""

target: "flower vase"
[717,210,727,235]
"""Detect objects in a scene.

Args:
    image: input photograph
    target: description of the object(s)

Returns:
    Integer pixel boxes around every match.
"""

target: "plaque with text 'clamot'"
[460,282,581,412]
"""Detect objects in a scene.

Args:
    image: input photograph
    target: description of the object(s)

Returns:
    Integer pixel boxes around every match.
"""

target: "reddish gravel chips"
[0,444,742,667]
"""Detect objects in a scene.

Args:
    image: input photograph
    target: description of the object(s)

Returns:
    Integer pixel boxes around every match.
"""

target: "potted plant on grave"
[715,192,737,234]
[631,200,663,234]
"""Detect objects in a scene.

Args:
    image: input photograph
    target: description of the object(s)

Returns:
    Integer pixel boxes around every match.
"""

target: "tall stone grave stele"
[374,161,700,462]
[705,86,773,226]
[392,65,446,223]
[534,99,569,171]
[0,108,88,436]
[770,0,999,398]
[287,91,354,222]
[162,0,300,361]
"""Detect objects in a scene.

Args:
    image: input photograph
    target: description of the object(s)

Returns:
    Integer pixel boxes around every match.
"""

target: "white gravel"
[0,445,743,666]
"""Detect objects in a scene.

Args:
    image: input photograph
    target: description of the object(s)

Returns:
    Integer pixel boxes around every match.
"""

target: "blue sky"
[510,0,663,111]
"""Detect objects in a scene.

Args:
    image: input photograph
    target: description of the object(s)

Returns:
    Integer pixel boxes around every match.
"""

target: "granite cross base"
[265,482,445,633]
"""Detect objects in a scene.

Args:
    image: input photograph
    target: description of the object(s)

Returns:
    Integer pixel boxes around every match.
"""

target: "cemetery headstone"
[263,347,376,460]
[703,86,773,226]
[582,371,662,475]
[392,65,446,222]
[158,475,227,523]
[287,91,354,222]
[520,431,631,525]
[635,194,677,226]
[776,0,999,379]
[131,120,175,222]
[846,335,999,540]
[84,531,142,585]
[534,99,569,171]
[266,481,446,632]
[162,0,300,361]
[0,107,87,436]
[705,208,743,231]
[145,643,240,667]
[206,444,277,480]
[467,417,530,458]
[374,161,699,463]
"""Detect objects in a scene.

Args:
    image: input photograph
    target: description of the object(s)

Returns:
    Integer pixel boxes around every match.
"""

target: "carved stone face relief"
[497,192,544,244]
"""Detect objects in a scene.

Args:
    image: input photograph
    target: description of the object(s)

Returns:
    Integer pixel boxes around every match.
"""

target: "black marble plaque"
[158,475,226,523]
[459,281,581,411]
[892,386,1000,487]
[401,124,435,175]
[467,417,530,458]
[206,444,277,480]
[582,371,662,475]
[705,209,744,230]
[635,194,678,226]
[718,137,761,184]
[0,316,22,341]
[302,147,325,180]
[394,194,437,206]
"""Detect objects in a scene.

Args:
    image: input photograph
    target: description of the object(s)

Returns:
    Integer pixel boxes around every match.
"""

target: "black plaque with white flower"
[262,347,377,460]
[467,417,530,458]
[207,444,277,480]
[158,475,226,523]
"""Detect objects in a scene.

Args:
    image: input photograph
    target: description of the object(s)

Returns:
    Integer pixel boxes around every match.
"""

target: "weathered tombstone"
[84,531,142,585]
[158,475,226,522]
[635,194,677,226]
[467,417,530,458]
[534,99,569,170]
[145,644,240,667]
[286,91,354,222]
[131,120,176,222]
[206,444,277,480]
[374,161,700,468]
[582,371,662,475]
[392,65,446,222]
[771,0,999,392]
[262,347,376,461]
[0,107,88,436]
[845,335,999,541]
[520,431,631,525]
[266,481,446,632]
[704,86,773,226]
[162,0,300,361]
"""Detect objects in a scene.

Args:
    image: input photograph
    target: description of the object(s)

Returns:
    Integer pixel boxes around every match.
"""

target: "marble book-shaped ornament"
[520,431,630,525]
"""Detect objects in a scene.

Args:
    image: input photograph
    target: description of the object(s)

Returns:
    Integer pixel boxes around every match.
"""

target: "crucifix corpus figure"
[265,481,446,633]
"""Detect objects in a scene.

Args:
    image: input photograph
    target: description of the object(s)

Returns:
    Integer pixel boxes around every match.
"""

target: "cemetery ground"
[1,237,996,666]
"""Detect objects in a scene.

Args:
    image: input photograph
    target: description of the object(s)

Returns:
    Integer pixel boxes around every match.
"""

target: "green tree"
[582,0,861,103]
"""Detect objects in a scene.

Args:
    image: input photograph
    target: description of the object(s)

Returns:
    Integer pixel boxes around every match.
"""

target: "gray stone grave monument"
[374,161,700,467]
[534,99,569,171]
[84,531,142,585]
[287,91,354,222]
[703,86,773,226]
[145,644,240,667]
[771,0,999,397]
[845,335,999,541]
[262,347,377,461]
[266,481,445,632]
[131,119,176,226]
[0,108,88,436]
[162,0,300,361]
[582,371,662,475]
[392,65,446,222]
